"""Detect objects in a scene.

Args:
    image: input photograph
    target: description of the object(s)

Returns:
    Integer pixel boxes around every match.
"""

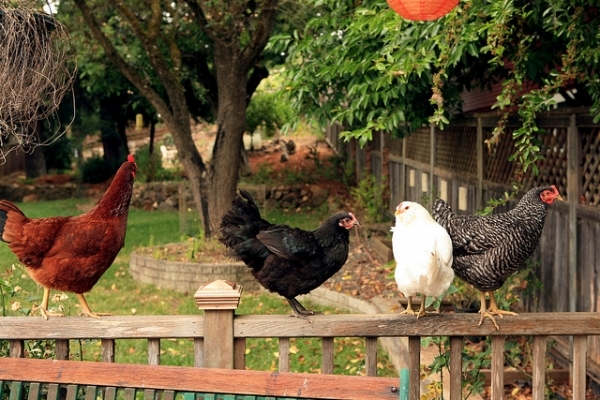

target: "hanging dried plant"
[0,0,76,161]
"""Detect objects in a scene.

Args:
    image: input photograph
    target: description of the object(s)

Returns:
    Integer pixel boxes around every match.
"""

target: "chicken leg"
[32,288,64,319]
[76,294,112,319]
[400,296,428,318]
[478,291,519,330]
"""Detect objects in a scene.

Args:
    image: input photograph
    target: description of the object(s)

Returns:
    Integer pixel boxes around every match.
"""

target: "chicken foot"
[478,291,519,330]
[76,294,112,319]
[399,296,428,318]
[286,297,320,322]
[32,288,64,320]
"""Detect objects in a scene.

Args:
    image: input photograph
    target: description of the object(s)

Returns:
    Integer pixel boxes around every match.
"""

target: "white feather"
[392,201,454,300]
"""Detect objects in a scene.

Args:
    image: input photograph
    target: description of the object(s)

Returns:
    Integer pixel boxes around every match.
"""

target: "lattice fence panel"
[581,127,600,206]
[435,126,477,176]
[522,127,567,196]
[405,127,430,164]
[484,128,518,185]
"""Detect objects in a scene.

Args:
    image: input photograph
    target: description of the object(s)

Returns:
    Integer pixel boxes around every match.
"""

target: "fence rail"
[1,310,598,400]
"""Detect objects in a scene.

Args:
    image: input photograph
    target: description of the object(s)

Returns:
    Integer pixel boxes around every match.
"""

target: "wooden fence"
[0,280,599,400]
[326,108,600,382]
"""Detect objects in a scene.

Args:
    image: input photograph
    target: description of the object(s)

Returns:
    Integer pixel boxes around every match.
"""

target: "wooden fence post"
[195,280,243,369]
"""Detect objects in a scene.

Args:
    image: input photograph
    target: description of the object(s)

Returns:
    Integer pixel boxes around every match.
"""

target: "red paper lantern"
[387,0,459,21]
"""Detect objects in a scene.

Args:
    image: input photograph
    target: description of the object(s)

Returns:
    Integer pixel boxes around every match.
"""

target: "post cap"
[194,279,243,310]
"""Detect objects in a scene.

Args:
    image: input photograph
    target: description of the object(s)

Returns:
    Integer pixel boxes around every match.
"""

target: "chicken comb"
[127,154,135,163]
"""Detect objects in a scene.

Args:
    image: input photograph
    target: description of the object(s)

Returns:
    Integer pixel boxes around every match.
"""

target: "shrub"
[246,91,293,137]
[80,155,114,184]
[134,145,175,183]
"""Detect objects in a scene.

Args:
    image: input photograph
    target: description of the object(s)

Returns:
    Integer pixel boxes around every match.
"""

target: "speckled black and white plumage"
[432,186,557,292]
[219,189,359,316]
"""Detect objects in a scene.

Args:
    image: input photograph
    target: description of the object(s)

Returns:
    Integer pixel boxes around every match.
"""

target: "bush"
[134,145,175,183]
[80,155,114,184]
[246,91,293,137]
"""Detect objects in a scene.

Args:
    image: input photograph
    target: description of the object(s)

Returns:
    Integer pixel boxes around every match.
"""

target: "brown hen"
[0,155,137,319]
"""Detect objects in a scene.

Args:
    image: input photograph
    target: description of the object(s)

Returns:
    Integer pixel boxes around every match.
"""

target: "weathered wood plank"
[408,337,420,400]
[449,337,462,400]
[532,336,547,400]
[573,335,587,400]
[234,313,600,337]
[278,337,290,372]
[322,337,334,374]
[2,314,600,340]
[148,339,160,365]
[193,338,203,368]
[9,340,23,358]
[490,336,504,400]
[0,316,202,339]
[365,337,377,377]
[204,310,234,369]
[0,358,400,400]
[234,337,246,370]
[56,340,69,360]
[102,339,115,363]
[28,382,41,400]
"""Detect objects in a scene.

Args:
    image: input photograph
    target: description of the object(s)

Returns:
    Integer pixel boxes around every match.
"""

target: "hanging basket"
[387,0,459,21]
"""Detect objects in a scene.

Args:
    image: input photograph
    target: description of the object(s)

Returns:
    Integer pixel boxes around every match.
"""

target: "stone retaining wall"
[129,251,261,293]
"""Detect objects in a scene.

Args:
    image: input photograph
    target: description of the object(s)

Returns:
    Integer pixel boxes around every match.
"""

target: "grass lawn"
[0,198,396,377]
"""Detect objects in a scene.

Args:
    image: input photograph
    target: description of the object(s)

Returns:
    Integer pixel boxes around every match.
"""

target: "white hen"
[392,201,454,318]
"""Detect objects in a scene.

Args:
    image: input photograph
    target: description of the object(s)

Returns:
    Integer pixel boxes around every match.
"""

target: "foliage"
[79,155,115,183]
[350,173,386,223]
[133,145,176,183]
[246,91,294,137]
[44,132,73,172]
[282,0,600,178]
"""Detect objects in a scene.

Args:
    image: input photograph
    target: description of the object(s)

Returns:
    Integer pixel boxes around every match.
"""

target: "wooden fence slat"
[102,339,115,363]
[408,337,420,400]
[279,337,290,373]
[0,357,399,400]
[47,384,60,400]
[193,338,204,367]
[9,340,24,358]
[66,384,78,400]
[449,337,462,400]
[490,336,504,400]
[573,335,587,400]
[9,382,23,400]
[532,336,546,400]
[322,337,334,374]
[56,339,69,360]
[124,387,136,400]
[143,389,155,400]
[85,386,97,400]
[163,390,175,400]
[104,387,117,400]
[365,337,377,377]
[148,339,160,365]
[234,337,246,370]
[27,382,41,400]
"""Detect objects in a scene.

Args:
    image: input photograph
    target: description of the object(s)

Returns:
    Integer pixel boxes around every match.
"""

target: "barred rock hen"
[220,189,359,318]
[433,185,562,329]
[392,201,453,318]
[0,155,137,319]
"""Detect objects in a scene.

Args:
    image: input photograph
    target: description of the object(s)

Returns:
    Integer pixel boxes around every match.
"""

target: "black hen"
[220,189,359,317]
[432,185,562,329]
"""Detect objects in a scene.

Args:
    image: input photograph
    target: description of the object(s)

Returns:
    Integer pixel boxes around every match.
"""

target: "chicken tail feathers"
[432,199,453,227]
[0,200,26,243]
[219,189,272,270]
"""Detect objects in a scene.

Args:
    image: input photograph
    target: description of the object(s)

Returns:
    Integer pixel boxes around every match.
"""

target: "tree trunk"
[204,46,249,235]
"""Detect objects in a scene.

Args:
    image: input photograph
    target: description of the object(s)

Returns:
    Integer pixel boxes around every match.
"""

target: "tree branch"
[72,0,170,118]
